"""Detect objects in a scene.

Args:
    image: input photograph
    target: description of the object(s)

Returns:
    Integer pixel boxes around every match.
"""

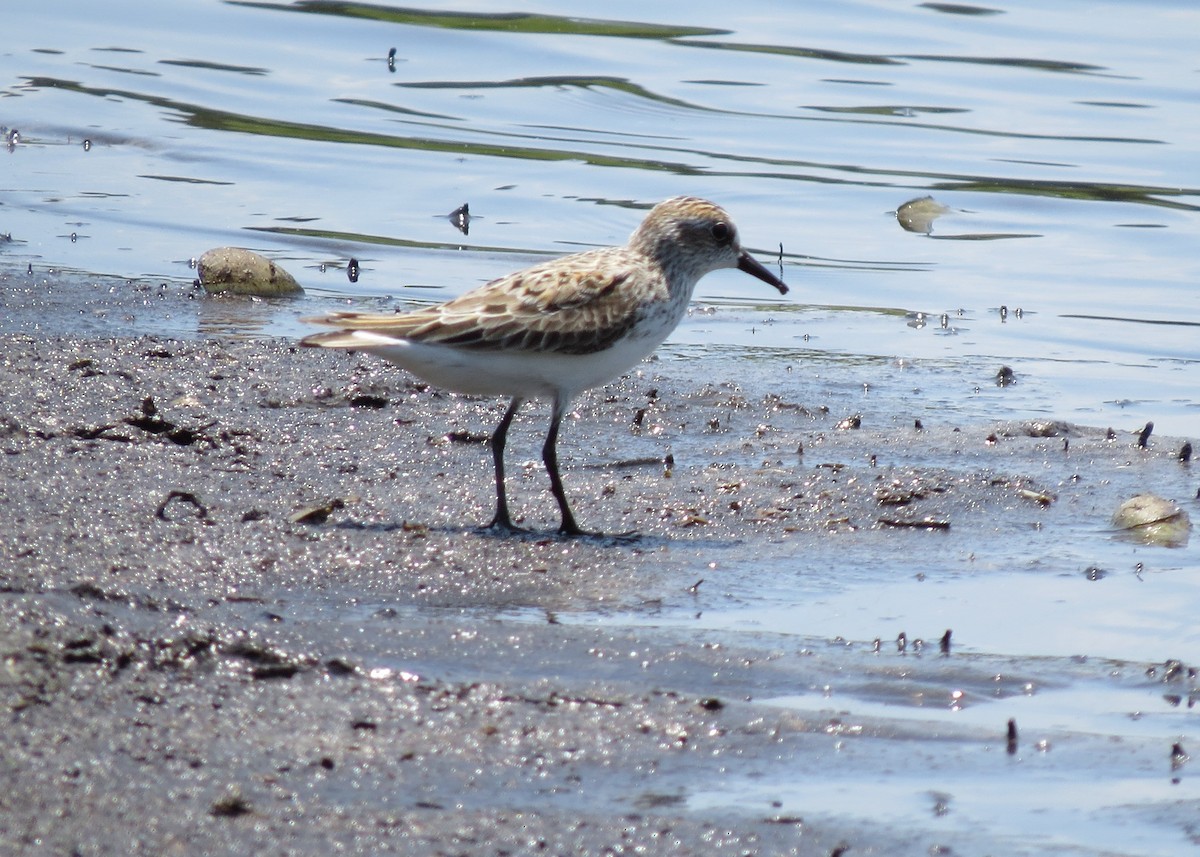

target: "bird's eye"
[710,221,732,244]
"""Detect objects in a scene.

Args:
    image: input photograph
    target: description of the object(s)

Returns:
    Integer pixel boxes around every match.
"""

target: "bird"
[302,196,789,536]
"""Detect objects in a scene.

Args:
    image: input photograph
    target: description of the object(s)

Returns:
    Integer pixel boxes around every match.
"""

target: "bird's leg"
[488,397,524,532]
[543,396,585,537]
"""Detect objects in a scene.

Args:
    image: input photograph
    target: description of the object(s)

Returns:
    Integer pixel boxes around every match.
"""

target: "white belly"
[349,329,664,400]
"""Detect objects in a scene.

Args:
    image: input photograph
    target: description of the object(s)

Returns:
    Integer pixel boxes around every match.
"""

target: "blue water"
[3,3,1199,852]
[3,0,1198,432]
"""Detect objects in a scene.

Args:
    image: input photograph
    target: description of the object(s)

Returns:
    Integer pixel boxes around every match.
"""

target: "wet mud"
[1,271,1196,855]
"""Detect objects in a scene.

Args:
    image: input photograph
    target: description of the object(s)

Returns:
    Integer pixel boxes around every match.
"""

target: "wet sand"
[1,271,1196,855]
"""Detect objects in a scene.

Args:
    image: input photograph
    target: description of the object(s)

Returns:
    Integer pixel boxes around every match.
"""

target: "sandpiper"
[302,196,788,536]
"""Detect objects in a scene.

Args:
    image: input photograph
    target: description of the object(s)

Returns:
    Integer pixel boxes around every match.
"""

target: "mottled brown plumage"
[307,247,654,356]
[303,197,788,535]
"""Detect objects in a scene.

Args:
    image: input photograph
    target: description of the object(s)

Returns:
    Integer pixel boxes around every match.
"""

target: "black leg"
[488,397,523,532]
[543,396,584,536]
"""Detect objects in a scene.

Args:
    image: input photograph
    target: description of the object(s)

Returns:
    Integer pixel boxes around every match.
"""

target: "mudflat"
[1,272,1195,856]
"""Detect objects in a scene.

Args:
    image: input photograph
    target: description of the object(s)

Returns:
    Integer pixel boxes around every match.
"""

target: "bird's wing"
[304,249,666,356]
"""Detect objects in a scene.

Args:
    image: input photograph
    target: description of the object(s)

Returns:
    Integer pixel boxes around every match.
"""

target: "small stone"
[1112,494,1191,548]
[197,247,303,296]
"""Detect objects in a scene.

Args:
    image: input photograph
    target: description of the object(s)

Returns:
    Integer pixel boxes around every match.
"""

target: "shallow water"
[3,2,1199,853]
[4,0,1198,433]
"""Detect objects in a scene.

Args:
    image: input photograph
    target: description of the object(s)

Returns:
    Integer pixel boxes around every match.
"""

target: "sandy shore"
[1,270,1195,855]
[0,330,887,855]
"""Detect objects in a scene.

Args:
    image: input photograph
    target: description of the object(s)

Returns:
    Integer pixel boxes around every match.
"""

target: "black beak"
[737,251,789,295]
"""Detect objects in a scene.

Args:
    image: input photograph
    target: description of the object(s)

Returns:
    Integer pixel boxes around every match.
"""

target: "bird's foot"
[483,514,528,536]
[557,521,641,542]
[480,513,638,542]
